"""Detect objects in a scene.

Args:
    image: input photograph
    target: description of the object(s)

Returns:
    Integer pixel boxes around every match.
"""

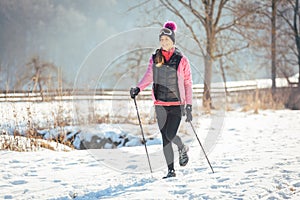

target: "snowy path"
[1,110,300,199]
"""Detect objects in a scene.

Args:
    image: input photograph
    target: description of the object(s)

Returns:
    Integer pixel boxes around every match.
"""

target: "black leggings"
[155,105,184,170]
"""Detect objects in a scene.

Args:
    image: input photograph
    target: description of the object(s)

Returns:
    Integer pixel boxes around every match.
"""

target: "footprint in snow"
[172,188,190,195]
[9,160,21,164]
[10,180,27,185]
[245,169,258,174]
[217,177,230,183]
[126,165,138,170]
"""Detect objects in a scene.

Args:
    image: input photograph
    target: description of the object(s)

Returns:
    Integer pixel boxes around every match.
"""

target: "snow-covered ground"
[1,109,300,199]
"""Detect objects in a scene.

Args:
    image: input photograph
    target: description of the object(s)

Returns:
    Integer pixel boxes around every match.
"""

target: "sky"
[0,0,146,87]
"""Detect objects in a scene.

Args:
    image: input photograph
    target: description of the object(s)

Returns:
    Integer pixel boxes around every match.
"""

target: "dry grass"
[0,100,75,151]
[0,133,72,152]
[226,88,291,113]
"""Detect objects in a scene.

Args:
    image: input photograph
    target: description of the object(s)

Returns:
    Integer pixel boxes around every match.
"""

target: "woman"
[130,21,193,179]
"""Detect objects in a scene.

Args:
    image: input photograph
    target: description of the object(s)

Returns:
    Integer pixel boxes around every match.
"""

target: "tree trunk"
[271,0,277,95]
[38,80,44,101]
[203,41,213,111]
[203,55,212,110]
[202,1,215,111]
[219,58,228,95]
[294,0,300,88]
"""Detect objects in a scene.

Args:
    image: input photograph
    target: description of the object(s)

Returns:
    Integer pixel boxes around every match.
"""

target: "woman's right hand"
[130,87,140,99]
[185,104,192,122]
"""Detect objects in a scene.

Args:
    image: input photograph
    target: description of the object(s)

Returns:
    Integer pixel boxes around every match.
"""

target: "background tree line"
[1,0,299,109]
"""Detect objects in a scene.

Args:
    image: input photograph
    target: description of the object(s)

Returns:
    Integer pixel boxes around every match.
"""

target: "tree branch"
[160,0,205,55]
[214,43,249,59]
[214,0,229,27]
[126,0,150,12]
[178,0,205,24]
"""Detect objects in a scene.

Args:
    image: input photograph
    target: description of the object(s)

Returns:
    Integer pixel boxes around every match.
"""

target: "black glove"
[185,104,192,122]
[130,87,140,99]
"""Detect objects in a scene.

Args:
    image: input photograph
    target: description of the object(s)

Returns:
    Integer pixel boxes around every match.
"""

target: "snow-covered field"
[1,109,300,199]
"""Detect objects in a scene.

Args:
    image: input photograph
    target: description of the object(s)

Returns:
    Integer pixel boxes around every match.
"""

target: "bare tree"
[131,0,256,110]
[233,1,290,95]
[103,48,153,90]
[159,0,231,110]
[117,47,153,85]
[246,0,277,95]
[278,0,300,87]
[15,56,62,100]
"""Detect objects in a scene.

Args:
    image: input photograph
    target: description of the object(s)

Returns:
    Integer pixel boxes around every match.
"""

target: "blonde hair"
[154,49,164,67]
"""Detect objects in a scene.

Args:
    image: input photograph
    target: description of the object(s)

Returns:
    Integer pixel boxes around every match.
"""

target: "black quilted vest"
[152,48,182,102]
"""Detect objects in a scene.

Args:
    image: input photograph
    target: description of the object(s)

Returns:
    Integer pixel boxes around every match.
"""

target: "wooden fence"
[0,84,271,102]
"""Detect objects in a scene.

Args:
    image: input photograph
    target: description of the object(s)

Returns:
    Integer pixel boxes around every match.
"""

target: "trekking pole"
[133,97,153,173]
[189,122,215,173]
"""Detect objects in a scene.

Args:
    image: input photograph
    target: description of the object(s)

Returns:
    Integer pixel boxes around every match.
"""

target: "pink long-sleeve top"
[137,53,193,106]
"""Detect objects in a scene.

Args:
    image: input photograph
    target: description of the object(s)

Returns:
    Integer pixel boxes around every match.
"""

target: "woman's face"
[160,35,174,51]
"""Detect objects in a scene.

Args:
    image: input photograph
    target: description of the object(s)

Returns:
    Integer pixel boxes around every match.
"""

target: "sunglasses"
[160,28,173,36]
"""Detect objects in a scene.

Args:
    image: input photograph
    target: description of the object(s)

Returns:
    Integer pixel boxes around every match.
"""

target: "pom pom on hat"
[164,21,177,32]
[159,21,177,43]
